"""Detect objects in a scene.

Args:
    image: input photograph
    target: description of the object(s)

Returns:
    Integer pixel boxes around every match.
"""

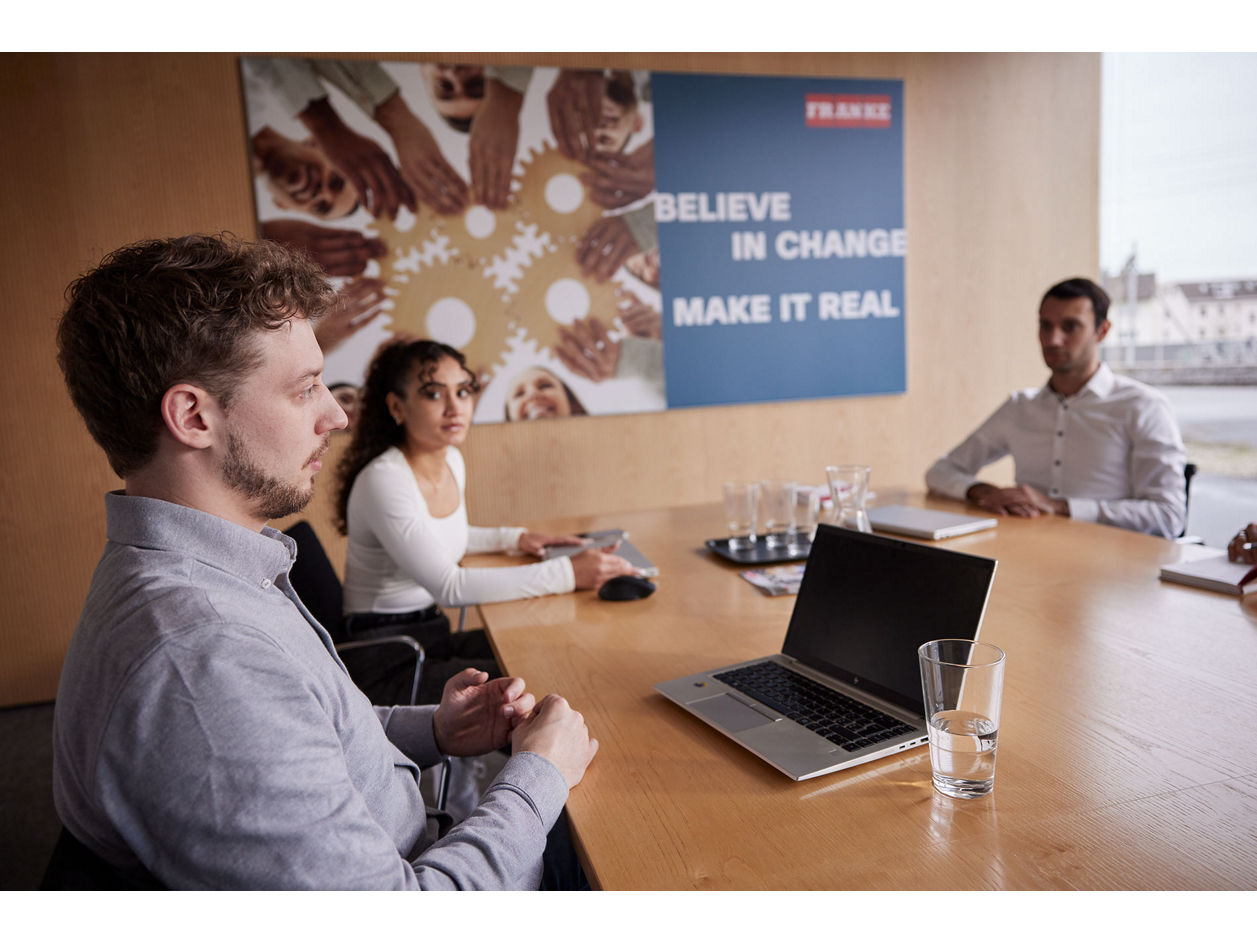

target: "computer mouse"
[598,574,657,601]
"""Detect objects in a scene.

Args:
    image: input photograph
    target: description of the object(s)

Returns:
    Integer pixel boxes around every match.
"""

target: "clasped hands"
[966,482,1069,518]
[432,669,597,790]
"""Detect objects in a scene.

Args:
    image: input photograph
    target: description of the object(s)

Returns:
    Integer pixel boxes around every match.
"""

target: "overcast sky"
[1101,52,1257,283]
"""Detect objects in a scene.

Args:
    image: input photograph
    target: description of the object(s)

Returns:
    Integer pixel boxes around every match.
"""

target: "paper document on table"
[739,564,806,596]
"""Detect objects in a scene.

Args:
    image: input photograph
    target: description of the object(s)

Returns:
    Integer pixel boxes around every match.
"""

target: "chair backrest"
[41,827,165,890]
[283,521,346,642]
[1180,462,1198,539]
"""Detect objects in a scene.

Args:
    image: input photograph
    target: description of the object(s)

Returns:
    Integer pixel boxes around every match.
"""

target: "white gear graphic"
[515,142,605,247]
[505,248,625,354]
[383,258,515,383]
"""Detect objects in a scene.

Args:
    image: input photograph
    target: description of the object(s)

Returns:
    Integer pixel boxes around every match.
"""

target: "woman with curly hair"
[333,338,635,701]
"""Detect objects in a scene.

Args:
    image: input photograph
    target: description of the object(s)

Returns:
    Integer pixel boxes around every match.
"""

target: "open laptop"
[655,524,997,780]
[867,504,998,540]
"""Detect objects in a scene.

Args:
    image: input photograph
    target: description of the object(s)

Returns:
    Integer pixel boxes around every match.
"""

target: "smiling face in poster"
[650,73,906,408]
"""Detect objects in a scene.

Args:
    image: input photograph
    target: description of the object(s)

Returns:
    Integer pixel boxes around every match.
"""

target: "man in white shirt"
[925,277,1187,538]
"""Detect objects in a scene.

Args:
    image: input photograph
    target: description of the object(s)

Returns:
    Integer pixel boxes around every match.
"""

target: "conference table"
[474,492,1257,890]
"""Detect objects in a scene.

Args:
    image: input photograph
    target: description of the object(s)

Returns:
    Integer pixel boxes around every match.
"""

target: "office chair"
[1177,462,1202,543]
[283,521,425,706]
[283,522,453,808]
[40,828,166,889]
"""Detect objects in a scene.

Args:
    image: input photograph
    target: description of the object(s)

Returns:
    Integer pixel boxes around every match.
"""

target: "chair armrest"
[336,634,423,656]
[435,756,453,812]
[335,635,425,706]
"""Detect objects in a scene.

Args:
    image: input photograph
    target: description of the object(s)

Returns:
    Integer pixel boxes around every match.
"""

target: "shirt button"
[1057,430,1064,436]
[261,578,272,589]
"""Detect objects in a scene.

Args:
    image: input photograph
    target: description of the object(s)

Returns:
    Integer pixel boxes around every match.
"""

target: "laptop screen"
[781,524,997,715]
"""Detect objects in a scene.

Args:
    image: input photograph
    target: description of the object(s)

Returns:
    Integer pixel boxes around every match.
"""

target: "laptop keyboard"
[714,661,915,752]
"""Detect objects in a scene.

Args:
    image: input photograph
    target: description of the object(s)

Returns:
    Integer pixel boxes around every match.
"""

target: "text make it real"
[673,290,900,327]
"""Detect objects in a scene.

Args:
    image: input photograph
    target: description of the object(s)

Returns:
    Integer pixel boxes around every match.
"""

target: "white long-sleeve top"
[924,363,1187,539]
[343,447,574,613]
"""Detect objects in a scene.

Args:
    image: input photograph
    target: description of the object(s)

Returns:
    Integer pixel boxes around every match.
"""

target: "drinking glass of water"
[917,639,1005,799]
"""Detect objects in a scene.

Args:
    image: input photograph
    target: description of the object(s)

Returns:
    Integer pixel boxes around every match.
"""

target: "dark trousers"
[345,606,500,705]
[540,809,591,890]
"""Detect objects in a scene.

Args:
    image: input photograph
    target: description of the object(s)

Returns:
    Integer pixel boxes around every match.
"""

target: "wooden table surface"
[475,493,1257,890]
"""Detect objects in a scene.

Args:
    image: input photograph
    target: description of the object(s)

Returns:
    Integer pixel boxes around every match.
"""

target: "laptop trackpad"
[691,694,777,732]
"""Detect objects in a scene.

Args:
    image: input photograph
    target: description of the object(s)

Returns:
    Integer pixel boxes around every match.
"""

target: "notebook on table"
[1159,552,1257,596]
[867,504,998,540]
[655,524,998,781]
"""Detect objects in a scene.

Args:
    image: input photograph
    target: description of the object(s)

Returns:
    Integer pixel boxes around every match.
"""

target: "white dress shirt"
[925,363,1187,538]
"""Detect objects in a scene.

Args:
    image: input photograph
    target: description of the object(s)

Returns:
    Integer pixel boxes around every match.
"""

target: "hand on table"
[300,97,414,220]
[373,90,469,215]
[260,219,386,277]
[966,483,1067,518]
[469,79,523,210]
[1228,523,1257,564]
[433,668,535,757]
[556,316,620,382]
[510,693,598,789]
[581,141,654,208]
[570,545,637,591]
[313,277,387,353]
[547,69,604,161]
[576,215,638,282]
[517,531,588,557]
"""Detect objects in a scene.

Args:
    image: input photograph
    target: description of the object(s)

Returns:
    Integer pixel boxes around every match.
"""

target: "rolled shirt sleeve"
[925,400,1015,500]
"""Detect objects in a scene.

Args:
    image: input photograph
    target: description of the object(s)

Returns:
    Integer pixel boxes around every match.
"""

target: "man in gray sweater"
[51,233,597,889]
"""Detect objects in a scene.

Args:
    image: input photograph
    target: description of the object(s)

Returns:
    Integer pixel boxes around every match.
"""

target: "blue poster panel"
[651,72,906,408]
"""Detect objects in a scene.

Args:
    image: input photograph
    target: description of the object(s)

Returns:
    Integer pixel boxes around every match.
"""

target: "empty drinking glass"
[722,482,760,551]
[759,480,797,549]
[791,487,820,548]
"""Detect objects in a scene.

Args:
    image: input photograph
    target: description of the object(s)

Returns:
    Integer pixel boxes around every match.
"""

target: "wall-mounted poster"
[240,58,903,423]
[651,72,905,408]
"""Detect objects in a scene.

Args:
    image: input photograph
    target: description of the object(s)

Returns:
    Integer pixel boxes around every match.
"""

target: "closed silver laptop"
[655,524,997,780]
[867,504,998,540]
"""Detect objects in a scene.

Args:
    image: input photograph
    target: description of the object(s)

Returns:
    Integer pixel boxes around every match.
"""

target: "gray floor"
[3,468,1252,889]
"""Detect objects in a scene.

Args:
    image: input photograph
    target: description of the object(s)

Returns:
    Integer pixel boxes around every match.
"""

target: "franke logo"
[805,94,892,128]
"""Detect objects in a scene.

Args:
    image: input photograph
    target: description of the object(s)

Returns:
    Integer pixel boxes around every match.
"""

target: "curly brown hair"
[333,338,477,535]
[56,233,335,478]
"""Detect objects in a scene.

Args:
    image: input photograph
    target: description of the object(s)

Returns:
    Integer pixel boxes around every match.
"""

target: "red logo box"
[805,94,892,128]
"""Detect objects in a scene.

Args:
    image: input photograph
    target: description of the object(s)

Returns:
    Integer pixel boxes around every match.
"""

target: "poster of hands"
[241,57,664,425]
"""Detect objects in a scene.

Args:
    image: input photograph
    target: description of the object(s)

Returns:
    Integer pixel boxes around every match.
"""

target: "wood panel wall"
[0,52,1100,706]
